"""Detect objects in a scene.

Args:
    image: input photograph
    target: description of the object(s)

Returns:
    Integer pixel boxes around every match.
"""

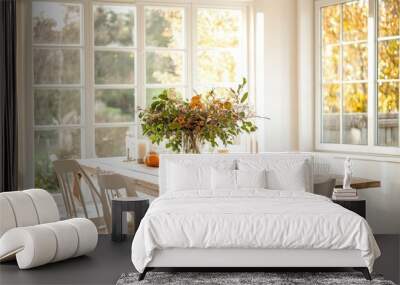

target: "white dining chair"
[53,159,112,234]
[97,173,138,234]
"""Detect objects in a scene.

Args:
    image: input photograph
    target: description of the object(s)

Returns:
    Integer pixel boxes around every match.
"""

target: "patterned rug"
[116,271,396,285]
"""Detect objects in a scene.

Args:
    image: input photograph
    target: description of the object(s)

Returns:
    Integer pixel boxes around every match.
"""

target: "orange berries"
[190,95,204,110]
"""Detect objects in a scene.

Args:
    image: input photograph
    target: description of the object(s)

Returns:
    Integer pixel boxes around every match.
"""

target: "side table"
[112,197,149,242]
[333,199,366,219]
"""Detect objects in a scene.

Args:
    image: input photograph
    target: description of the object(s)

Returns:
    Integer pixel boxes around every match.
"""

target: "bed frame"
[138,154,372,281]
[139,248,371,280]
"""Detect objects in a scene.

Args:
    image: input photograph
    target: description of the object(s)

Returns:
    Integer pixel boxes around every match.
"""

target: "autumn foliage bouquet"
[139,78,257,153]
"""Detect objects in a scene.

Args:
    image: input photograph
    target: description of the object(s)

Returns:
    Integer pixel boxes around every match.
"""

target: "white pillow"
[237,158,311,192]
[212,168,236,190]
[236,169,267,189]
[265,161,308,191]
[168,162,212,191]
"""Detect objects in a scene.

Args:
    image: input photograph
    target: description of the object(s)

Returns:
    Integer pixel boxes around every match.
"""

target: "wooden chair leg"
[354,267,372,280]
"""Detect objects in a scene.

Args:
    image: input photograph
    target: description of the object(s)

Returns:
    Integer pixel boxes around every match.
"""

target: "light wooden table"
[314,174,381,189]
[79,157,160,197]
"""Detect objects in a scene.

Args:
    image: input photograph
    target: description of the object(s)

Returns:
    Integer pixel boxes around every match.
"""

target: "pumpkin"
[144,151,159,168]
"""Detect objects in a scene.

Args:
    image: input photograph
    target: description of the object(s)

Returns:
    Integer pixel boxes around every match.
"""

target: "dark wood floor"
[0,235,134,285]
[0,235,399,285]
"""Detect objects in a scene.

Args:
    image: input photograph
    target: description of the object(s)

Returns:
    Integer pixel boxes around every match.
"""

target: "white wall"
[254,0,299,152]
[255,0,400,234]
[297,0,314,152]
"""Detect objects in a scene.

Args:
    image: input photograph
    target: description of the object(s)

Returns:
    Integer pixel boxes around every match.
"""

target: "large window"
[30,1,248,190]
[316,0,400,154]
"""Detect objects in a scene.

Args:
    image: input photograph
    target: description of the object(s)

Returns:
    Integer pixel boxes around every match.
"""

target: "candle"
[137,141,147,164]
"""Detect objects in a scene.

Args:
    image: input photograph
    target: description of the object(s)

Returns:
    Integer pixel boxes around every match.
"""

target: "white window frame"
[26,0,251,187]
[315,0,400,156]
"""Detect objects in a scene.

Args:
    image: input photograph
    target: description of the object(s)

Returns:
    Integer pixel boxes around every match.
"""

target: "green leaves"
[240,92,248,103]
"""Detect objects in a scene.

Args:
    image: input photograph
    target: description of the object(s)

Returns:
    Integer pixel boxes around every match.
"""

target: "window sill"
[314,146,400,164]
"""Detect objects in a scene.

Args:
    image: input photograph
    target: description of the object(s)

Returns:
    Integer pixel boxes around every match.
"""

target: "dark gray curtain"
[0,0,17,192]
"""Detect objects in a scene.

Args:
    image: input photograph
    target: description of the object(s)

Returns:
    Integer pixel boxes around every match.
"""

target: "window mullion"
[84,0,94,158]
[137,3,145,112]
[185,4,192,99]
[191,4,198,98]
[367,0,376,148]
[339,3,344,144]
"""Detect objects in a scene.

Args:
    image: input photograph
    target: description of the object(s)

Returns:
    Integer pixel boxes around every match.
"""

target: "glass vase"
[182,134,202,154]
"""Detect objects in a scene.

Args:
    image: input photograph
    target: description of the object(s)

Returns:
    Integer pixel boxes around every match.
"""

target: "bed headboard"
[159,153,314,195]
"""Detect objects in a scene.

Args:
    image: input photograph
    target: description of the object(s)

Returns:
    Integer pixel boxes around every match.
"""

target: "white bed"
[131,153,380,280]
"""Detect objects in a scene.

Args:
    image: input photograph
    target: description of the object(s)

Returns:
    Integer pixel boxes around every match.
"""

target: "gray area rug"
[116,272,396,285]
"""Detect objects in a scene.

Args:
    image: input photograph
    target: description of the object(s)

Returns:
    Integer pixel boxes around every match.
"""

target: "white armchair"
[0,189,98,269]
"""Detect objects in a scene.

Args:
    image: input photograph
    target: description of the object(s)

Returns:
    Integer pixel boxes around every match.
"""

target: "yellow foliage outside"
[321,0,399,114]
[196,9,241,84]
[197,8,240,48]
[145,7,240,86]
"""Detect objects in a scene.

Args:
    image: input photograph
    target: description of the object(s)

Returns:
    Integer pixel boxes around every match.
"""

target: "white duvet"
[131,190,380,273]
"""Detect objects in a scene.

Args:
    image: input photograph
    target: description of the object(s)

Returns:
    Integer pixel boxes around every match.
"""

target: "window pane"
[378,40,399,80]
[197,8,241,48]
[343,113,368,145]
[194,86,236,100]
[146,88,184,106]
[322,84,340,143]
[95,89,135,123]
[321,5,340,45]
[378,0,400,38]
[33,2,80,45]
[322,45,340,82]
[94,5,135,47]
[343,83,368,145]
[34,89,80,125]
[323,84,341,113]
[95,51,135,84]
[343,83,368,113]
[377,82,399,146]
[322,114,340,143]
[34,128,81,191]
[378,82,399,113]
[197,51,239,84]
[342,1,368,42]
[145,7,184,48]
[343,43,368,80]
[33,48,81,84]
[146,51,183,84]
[95,127,128,157]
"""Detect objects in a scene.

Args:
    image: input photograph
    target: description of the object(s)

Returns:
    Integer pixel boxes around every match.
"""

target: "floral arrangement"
[139,78,259,153]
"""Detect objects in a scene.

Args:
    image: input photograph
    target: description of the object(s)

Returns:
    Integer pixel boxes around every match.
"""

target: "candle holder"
[137,140,148,164]
[124,129,137,162]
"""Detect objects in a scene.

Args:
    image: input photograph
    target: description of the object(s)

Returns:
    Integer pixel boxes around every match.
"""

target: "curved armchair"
[0,189,97,269]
